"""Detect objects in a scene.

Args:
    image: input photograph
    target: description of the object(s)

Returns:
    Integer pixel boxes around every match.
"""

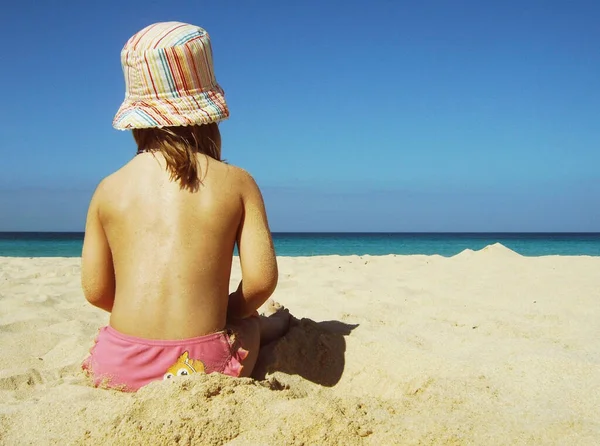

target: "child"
[81,22,289,391]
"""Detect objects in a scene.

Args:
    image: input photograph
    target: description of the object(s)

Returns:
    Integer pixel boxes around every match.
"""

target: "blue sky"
[0,0,598,232]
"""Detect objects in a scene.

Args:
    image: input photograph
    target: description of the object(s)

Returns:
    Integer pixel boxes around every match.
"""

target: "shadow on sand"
[252,317,359,387]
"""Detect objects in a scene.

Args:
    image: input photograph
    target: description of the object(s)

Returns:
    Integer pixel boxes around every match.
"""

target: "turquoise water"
[1,232,599,257]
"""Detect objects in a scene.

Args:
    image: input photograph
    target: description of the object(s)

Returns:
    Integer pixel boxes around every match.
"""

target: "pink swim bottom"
[82,326,249,392]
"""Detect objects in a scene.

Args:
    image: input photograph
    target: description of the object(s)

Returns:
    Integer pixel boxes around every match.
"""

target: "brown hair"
[132,123,222,191]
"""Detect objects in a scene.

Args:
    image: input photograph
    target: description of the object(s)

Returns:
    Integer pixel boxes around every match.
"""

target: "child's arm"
[227,171,278,319]
[81,181,116,313]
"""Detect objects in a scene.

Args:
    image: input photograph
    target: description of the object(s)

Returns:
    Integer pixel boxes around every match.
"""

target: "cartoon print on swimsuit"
[164,351,206,380]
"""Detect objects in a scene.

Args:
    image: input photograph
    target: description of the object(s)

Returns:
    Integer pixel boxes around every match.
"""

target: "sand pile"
[1,246,599,445]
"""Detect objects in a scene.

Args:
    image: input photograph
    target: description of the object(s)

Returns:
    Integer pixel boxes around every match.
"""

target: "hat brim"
[112,84,229,130]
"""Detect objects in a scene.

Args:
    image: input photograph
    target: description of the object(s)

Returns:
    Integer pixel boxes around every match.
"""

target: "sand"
[0,244,599,445]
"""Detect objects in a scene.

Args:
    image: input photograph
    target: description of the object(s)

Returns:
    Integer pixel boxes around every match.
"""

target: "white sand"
[0,244,599,445]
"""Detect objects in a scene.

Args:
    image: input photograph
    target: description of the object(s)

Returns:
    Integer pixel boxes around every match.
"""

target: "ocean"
[0,232,599,257]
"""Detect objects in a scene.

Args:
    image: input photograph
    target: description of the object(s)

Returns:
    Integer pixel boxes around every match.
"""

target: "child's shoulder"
[94,170,122,194]
[220,163,259,187]
[89,167,129,209]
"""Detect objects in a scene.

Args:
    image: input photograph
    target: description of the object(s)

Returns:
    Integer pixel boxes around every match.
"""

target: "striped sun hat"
[113,22,229,130]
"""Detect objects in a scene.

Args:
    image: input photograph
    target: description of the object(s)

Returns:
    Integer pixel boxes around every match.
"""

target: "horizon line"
[1,231,599,235]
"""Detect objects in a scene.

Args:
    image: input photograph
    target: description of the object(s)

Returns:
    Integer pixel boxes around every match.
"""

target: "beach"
[0,243,599,445]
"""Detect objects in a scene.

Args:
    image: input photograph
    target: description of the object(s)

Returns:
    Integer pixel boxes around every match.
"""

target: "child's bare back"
[83,152,277,340]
